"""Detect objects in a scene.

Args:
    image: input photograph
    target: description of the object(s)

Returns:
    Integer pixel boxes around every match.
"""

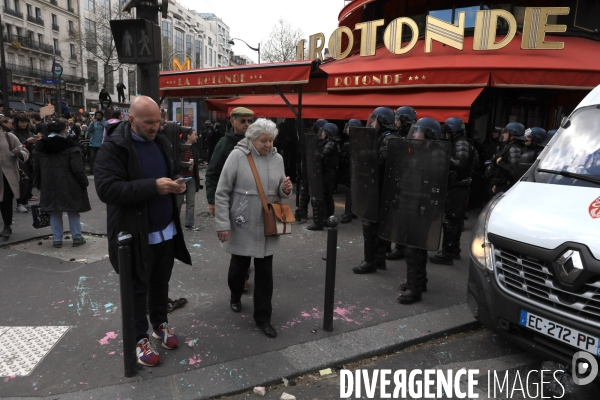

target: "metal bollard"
[323,216,339,332]
[117,231,137,377]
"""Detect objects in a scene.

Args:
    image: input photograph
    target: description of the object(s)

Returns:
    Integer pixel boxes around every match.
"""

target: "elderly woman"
[34,120,91,248]
[215,118,293,338]
[0,117,30,238]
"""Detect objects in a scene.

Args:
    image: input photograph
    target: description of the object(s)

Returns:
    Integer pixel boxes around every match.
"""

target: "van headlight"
[470,194,502,271]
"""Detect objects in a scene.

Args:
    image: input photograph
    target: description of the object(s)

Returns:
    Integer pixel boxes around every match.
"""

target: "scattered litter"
[280,393,296,400]
[76,259,87,263]
[289,380,296,386]
[282,377,289,387]
[319,368,333,376]
[253,386,266,396]
[192,244,201,247]
[311,329,317,334]
[68,304,74,307]
[38,242,42,245]
[70,258,76,261]
[103,255,109,259]
[187,340,195,348]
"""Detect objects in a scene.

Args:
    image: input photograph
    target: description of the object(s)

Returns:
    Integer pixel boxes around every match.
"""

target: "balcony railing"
[52,23,59,31]
[4,7,24,18]
[6,63,84,86]
[68,29,76,37]
[70,54,77,61]
[67,5,75,13]
[54,49,61,56]
[27,15,45,26]
[3,34,59,55]
[50,0,58,5]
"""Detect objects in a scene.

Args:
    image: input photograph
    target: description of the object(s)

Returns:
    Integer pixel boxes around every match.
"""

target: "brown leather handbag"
[247,153,295,236]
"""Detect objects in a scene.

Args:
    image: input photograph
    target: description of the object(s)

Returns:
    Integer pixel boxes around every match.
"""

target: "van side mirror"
[560,116,571,129]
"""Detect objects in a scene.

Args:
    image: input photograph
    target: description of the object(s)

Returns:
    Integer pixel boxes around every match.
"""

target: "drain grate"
[0,326,70,377]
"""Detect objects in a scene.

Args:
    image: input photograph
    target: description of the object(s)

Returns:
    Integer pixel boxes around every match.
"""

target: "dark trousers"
[442,186,469,257]
[118,90,125,103]
[323,169,336,218]
[1,175,14,227]
[228,254,273,325]
[89,147,99,174]
[132,239,175,341]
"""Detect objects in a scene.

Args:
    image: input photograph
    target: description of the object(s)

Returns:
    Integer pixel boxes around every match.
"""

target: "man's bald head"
[129,96,161,141]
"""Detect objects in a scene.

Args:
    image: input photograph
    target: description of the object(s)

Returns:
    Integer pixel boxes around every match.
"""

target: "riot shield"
[378,139,451,251]
[350,127,379,222]
[304,132,324,200]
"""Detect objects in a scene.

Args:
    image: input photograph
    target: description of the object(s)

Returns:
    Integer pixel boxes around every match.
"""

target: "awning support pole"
[273,85,299,118]
[295,84,303,215]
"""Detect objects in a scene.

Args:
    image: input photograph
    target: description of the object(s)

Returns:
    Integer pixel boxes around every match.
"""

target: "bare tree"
[71,3,135,95]
[261,18,304,63]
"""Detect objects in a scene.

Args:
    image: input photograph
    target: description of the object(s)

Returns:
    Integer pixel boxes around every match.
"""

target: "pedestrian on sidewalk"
[33,120,90,248]
[11,113,41,209]
[87,111,108,175]
[94,96,191,367]
[177,129,203,231]
[0,117,30,238]
[215,118,293,339]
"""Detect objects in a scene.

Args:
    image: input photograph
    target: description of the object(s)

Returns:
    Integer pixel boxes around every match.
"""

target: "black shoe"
[53,241,63,248]
[397,289,422,304]
[385,247,405,260]
[0,226,11,238]
[353,261,377,274]
[72,237,86,247]
[340,213,352,224]
[230,298,242,313]
[306,223,323,231]
[399,281,428,292]
[257,323,277,338]
[429,253,454,265]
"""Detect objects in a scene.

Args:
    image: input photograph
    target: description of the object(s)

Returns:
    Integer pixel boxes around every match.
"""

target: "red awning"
[225,88,484,121]
[321,35,600,91]
[206,98,233,112]
[160,60,325,98]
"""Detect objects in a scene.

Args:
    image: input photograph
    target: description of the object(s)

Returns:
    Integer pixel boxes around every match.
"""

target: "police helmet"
[312,119,328,134]
[444,117,465,135]
[546,129,557,144]
[321,123,339,138]
[524,127,547,145]
[394,106,417,124]
[504,122,525,139]
[343,118,362,134]
[408,117,442,140]
[368,107,396,131]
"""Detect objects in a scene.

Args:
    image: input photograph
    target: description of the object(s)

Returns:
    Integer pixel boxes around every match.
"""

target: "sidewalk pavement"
[0,174,479,399]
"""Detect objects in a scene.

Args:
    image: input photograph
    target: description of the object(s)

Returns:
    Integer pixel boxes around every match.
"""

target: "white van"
[467,84,600,365]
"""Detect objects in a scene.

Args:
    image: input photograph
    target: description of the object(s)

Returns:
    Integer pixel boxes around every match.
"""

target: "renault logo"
[557,250,584,284]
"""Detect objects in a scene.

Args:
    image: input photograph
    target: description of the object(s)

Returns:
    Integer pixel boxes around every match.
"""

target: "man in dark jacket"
[205,107,254,216]
[94,96,191,367]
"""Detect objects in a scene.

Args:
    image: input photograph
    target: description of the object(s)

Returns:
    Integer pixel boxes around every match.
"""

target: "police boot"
[297,183,310,222]
[376,236,387,270]
[341,187,353,224]
[397,248,423,304]
[399,257,428,292]
[429,251,454,265]
[307,198,324,231]
[353,221,377,274]
[386,244,406,260]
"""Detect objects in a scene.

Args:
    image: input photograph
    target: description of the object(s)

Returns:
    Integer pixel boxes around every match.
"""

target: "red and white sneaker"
[136,338,161,366]
[151,322,179,349]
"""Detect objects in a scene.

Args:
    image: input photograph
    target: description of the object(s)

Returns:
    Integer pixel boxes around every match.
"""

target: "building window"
[105,69,114,94]
[128,70,136,96]
[39,59,45,72]
[70,43,76,57]
[195,40,202,68]
[26,3,32,17]
[13,0,19,11]
[69,20,74,35]
[162,21,171,40]
[67,0,73,11]
[18,54,25,66]
[15,26,22,37]
[208,37,212,46]
[7,53,15,65]
[71,67,77,76]
[174,28,184,55]
[35,6,41,18]
[186,35,192,58]
[118,68,123,84]
[205,44,207,63]
[29,57,34,69]
[37,33,43,45]
[4,24,11,39]
[53,39,59,52]
[87,59,98,91]
[84,0,94,12]
[209,48,212,67]
[84,19,96,52]
[100,0,109,10]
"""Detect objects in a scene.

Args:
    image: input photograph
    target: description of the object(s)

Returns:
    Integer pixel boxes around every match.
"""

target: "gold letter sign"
[384,17,419,55]
[173,57,191,70]
[355,19,385,56]
[308,33,326,61]
[425,12,466,53]
[474,10,517,50]
[522,7,569,49]
[328,27,354,60]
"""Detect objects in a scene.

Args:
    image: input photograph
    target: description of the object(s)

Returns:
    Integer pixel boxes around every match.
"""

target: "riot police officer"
[430,117,475,265]
[307,123,340,230]
[394,106,417,137]
[523,127,547,159]
[299,119,328,222]
[353,107,399,274]
[385,106,417,260]
[340,119,362,224]
[397,117,445,304]
[491,122,525,194]
[545,129,557,145]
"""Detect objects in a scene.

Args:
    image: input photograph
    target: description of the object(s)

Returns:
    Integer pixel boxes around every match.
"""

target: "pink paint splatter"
[98,332,118,345]
[4,375,16,382]
[108,351,115,355]
[334,307,357,324]
[189,354,202,365]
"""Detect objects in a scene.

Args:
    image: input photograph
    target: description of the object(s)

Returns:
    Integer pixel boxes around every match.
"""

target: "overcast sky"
[177,0,344,62]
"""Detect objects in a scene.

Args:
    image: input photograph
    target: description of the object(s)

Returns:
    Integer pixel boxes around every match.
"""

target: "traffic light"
[164,121,192,162]
[110,19,161,64]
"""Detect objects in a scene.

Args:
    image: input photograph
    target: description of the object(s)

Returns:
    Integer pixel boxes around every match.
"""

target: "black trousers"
[89,147,99,174]
[322,169,336,218]
[228,254,273,325]
[117,90,125,103]
[441,186,469,257]
[1,175,14,227]
[132,239,175,341]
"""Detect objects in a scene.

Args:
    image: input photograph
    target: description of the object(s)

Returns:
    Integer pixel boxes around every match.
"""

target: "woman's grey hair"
[245,118,278,141]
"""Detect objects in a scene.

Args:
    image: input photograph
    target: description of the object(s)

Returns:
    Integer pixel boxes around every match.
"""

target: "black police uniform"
[491,141,523,193]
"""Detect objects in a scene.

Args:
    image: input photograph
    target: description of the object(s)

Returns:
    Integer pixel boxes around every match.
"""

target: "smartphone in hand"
[178,177,193,184]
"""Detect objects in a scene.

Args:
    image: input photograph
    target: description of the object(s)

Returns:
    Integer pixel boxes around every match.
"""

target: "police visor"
[408,125,434,140]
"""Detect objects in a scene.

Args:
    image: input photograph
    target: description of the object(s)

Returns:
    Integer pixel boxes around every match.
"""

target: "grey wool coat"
[0,129,30,199]
[215,138,290,258]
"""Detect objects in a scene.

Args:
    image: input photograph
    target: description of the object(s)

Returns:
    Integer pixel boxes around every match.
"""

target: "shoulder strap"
[247,153,270,213]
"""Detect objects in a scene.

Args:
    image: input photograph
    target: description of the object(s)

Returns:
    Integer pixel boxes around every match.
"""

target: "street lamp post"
[228,38,260,64]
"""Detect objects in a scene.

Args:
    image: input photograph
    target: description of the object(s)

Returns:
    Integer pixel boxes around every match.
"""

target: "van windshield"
[537,106,600,187]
